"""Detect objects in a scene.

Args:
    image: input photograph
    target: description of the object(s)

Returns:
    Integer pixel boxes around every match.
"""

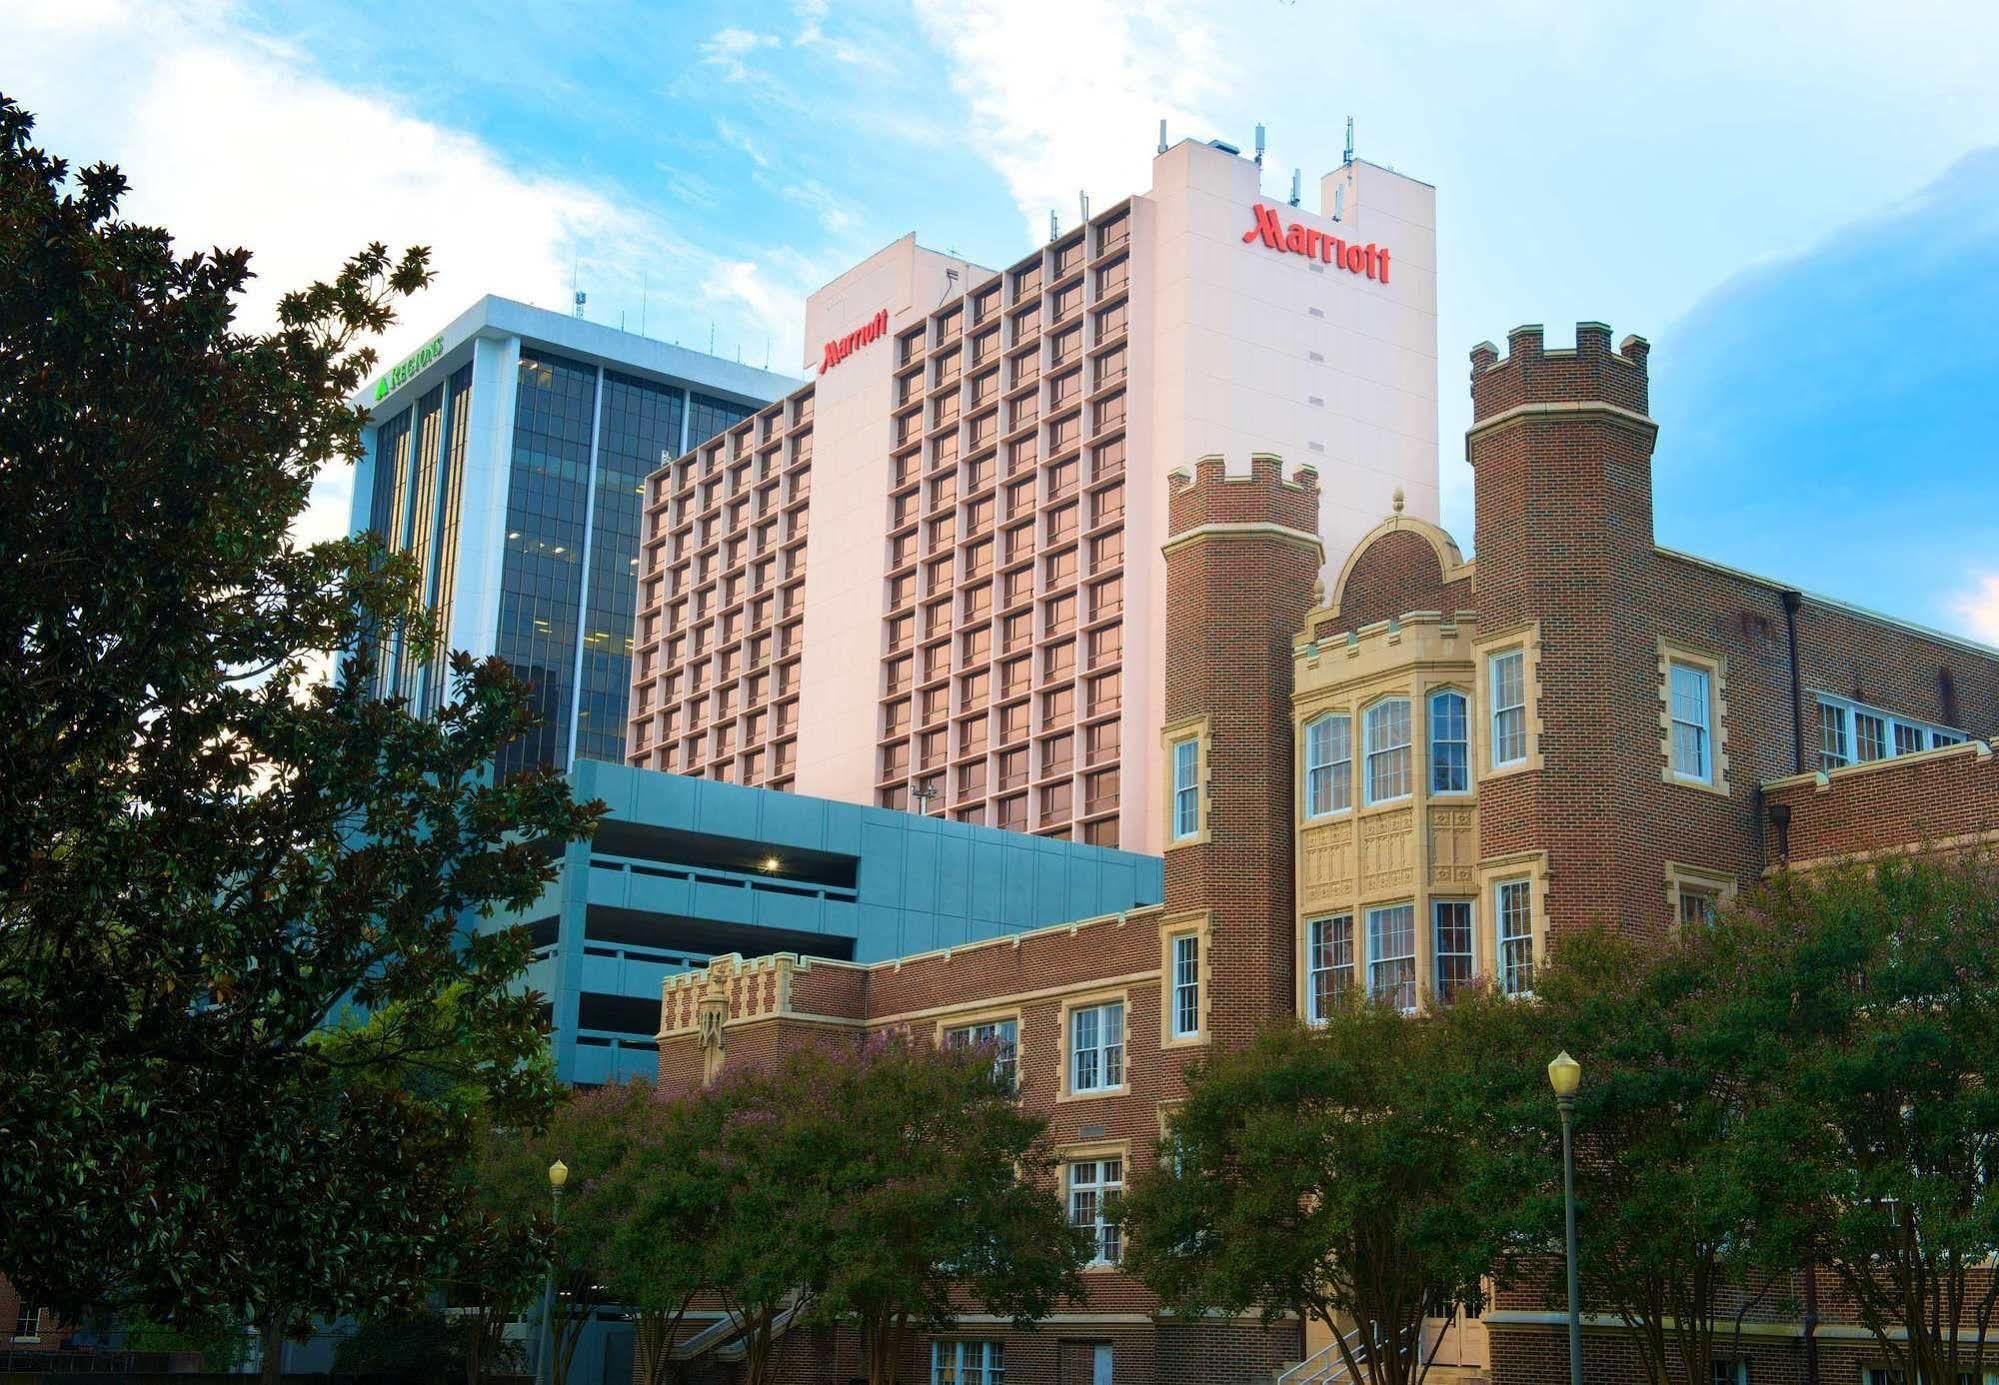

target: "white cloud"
[715,117,773,170]
[1950,572,1999,646]
[2,0,811,551]
[700,26,781,83]
[913,0,1234,242]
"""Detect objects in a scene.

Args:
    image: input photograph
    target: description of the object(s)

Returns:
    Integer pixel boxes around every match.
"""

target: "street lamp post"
[1548,1051,1583,1385]
[536,1158,569,1385]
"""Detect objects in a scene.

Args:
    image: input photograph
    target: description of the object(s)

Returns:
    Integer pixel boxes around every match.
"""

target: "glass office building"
[351,296,792,770]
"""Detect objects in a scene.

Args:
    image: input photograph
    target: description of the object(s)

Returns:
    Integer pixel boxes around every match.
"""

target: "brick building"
[624,136,1438,853]
[650,323,1999,1385]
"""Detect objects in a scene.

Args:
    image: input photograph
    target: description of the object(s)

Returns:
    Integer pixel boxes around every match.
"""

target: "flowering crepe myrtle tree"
[0,91,599,1341]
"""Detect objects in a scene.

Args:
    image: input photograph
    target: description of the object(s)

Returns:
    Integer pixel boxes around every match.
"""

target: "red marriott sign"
[819,308,888,374]
[1241,204,1391,283]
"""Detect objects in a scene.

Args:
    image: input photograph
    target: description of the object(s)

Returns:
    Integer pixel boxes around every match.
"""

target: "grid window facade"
[1070,1001,1125,1092]
[1170,934,1199,1038]
[1433,900,1474,1002]
[1305,713,1352,817]
[1490,649,1527,767]
[1497,879,1535,996]
[1668,662,1711,781]
[1068,1159,1124,1265]
[944,1018,1018,1089]
[1430,689,1469,793]
[1364,699,1412,804]
[932,1341,1006,1385]
[1308,914,1355,1021]
[1367,904,1417,1012]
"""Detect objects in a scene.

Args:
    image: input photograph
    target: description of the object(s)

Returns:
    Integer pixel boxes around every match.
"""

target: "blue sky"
[6,0,1997,639]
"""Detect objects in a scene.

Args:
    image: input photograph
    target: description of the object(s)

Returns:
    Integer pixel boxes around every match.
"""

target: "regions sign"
[819,308,888,375]
[374,336,445,402]
[1241,205,1391,284]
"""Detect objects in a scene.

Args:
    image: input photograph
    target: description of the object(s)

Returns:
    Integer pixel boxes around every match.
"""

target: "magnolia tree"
[0,92,598,1356]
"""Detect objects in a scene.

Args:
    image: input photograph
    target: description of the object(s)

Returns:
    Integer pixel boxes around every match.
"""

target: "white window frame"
[944,1017,1019,1089]
[1169,934,1200,1039]
[932,1339,1007,1385]
[1708,1362,1747,1385]
[1363,698,1413,806]
[1433,899,1475,1002]
[1489,649,1527,768]
[1170,735,1200,840]
[1068,1158,1124,1265]
[1669,661,1712,782]
[1678,886,1719,931]
[1496,879,1535,998]
[1817,693,1964,772]
[1304,712,1352,818]
[1366,904,1417,1013]
[11,1304,42,1341]
[1070,1001,1125,1093]
[1307,914,1354,1022]
[1429,689,1470,795]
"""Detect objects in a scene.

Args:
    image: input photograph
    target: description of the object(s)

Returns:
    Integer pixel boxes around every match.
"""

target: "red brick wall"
[1162,455,1322,1048]
[1765,742,1999,865]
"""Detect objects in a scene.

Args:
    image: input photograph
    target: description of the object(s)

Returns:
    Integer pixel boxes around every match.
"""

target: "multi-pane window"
[1497,880,1535,996]
[1854,711,1888,762]
[1679,887,1719,930]
[1367,905,1417,1012]
[1490,649,1527,767]
[1305,713,1352,817]
[1364,699,1412,804]
[12,1304,41,1339]
[1709,1363,1746,1385]
[1820,701,1850,769]
[1070,1001,1125,1093]
[1430,690,1469,793]
[1308,915,1355,1021]
[1069,1159,1124,1265]
[945,1018,1019,1089]
[1170,934,1200,1038]
[1171,736,1200,840]
[1669,662,1712,781]
[1433,900,1474,1002]
[932,1341,1006,1385]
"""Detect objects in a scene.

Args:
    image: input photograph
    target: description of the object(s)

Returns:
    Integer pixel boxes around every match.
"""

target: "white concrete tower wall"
[792,236,988,803]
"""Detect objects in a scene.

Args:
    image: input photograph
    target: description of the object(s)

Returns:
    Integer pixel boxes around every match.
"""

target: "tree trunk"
[257,1310,284,1385]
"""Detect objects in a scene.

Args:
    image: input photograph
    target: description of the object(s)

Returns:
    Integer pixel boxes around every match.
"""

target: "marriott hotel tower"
[627,137,1438,852]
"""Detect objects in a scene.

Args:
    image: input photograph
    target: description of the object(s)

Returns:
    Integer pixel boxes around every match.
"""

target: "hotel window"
[1095,256,1129,296]
[1047,457,1080,500]
[965,540,993,580]
[1089,576,1123,620]
[1097,212,1130,255]
[1054,238,1084,277]
[885,699,911,735]
[962,669,990,711]
[1052,281,1083,321]
[1669,662,1713,781]
[1429,690,1469,794]
[1090,483,1125,527]
[967,495,994,535]
[944,1018,1017,1090]
[1363,699,1412,804]
[1044,639,1076,681]
[1093,436,1126,482]
[1085,765,1118,813]
[1039,781,1072,825]
[1095,301,1128,336]
[1367,904,1417,1013]
[1051,326,1082,366]
[996,794,1026,830]
[1000,655,1030,699]
[881,742,910,779]
[1086,719,1120,765]
[1070,1001,1125,1093]
[1089,530,1124,571]
[998,747,1027,789]
[1046,593,1076,635]
[1041,732,1074,778]
[999,703,1028,744]
[1496,879,1535,996]
[1308,914,1355,1021]
[932,1341,1006,1385]
[1049,413,1080,453]
[1068,1158,1123,1264]
[921,687,949,725]
[1086,671,1120,717]
[960,713,988,756]
[1490,650,1527,767]
[1087,625,1121,668]
[1042,686,1075,729]
[961,627,991,665]
[1170,934,1200,1038]
[1434,900,1474,1002]
[1051,369,1081,409]
[1304,713,1352,817]
[1045,548,1078,587]
[1002,612,1033,652]
[1093,392,1126,433]
[1170,735,1200,841]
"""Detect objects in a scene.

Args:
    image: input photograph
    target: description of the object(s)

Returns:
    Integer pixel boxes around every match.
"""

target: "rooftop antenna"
[1079,190,1090,225]
[1289,168,1302,208]
[1253,122,1266,168]
[764,334,771,369]
[1157,118,1168,155]
[939,264,960,305]
[1343,115,1355,166]
[640,271,649,337]
[1048,209,1059,243]
[1332,183,1345,222]
[573,290,586,320]
[708,320,716,355]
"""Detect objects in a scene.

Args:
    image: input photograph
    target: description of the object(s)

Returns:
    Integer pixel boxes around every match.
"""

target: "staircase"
[1275,1324,1488,1385]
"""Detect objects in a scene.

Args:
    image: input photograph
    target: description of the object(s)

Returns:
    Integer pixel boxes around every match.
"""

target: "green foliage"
[1512,924,1816,1385]
[1118,992,1533,1385]
[0,91,600,1337]
[1750,854,1999,1383]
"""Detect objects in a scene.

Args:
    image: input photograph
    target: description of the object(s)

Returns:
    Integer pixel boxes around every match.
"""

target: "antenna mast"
[1343,115,1355,166]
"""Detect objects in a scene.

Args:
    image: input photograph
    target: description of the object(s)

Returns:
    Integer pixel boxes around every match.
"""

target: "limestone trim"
[1475,622,1544,782]
[1476,849,1551,996]
[1462,399,1658,459]
[1161,521,1324,562]
[1055,985,1135,1104]
[1055,1136,1134,1274]
[1161,713,1213,851]
[1157,910,1212,1051]
[1657,636,1732,798]
[1762,737,1994,794]
[1664,860,1738,933]
[1318,513,1474,624]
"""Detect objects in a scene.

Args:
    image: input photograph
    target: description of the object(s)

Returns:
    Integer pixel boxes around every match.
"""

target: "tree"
[0,92,599,1331]
[796,1033,1089,1385]
[1758,854,1999,1384]
[1519,925,1815,1385]
[1118,994,1531,1385]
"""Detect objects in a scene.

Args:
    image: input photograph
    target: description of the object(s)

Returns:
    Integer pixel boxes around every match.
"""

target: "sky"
[5,0,1997,641]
